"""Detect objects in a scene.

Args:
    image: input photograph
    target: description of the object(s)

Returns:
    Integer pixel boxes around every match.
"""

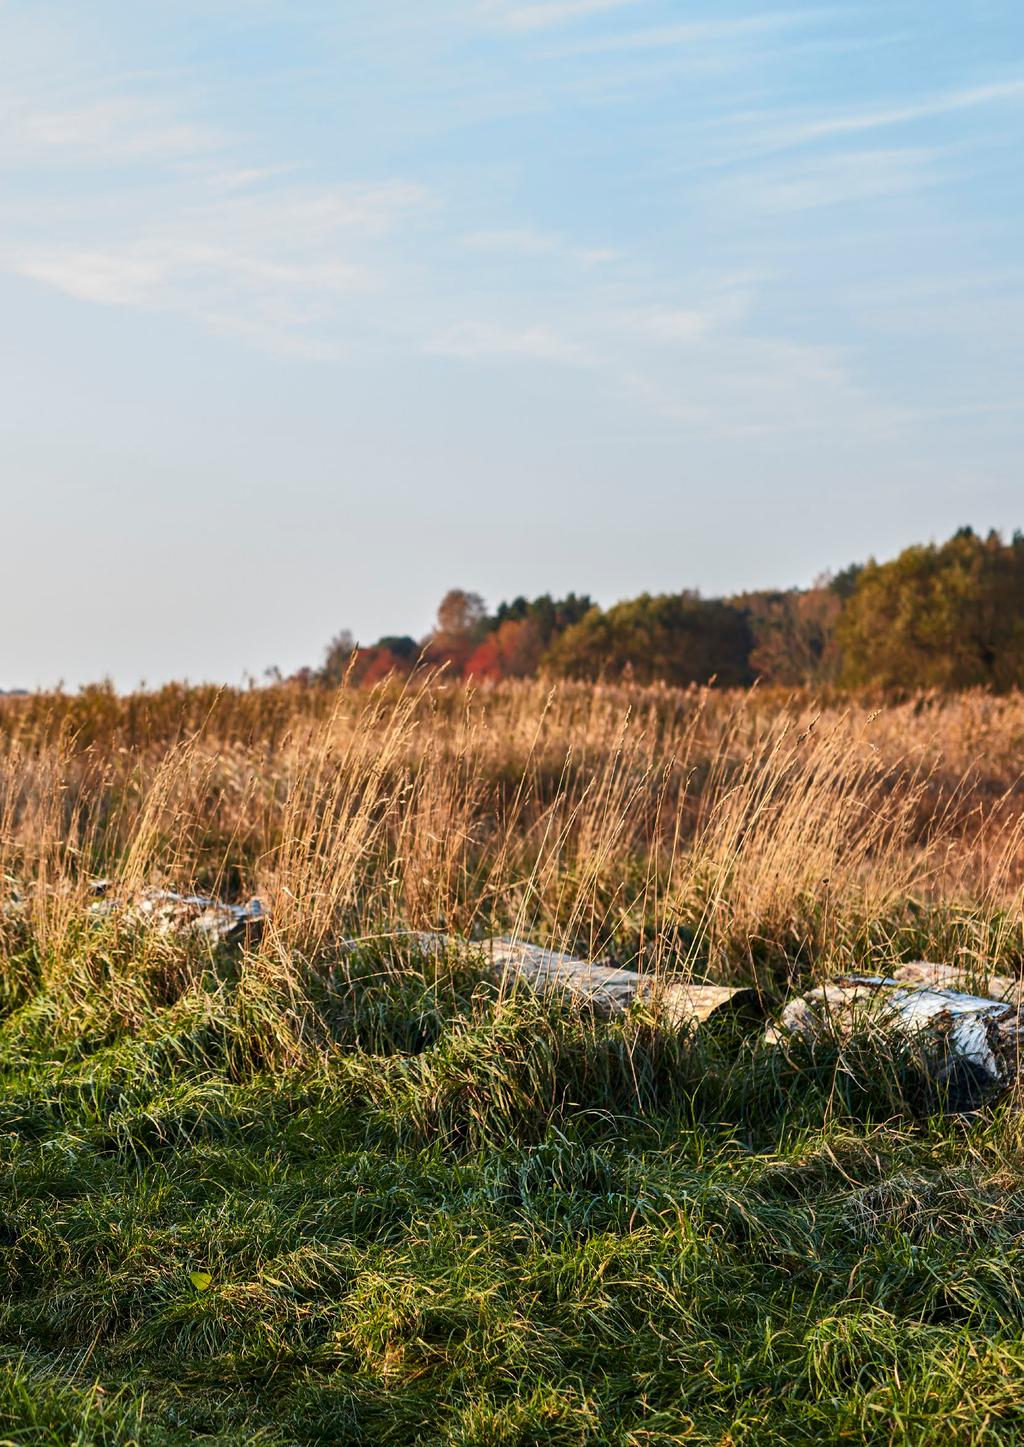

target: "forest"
[307,528,1024,693]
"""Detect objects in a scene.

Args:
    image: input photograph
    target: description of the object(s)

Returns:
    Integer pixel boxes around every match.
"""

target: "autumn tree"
[740,585,842,686]
[321,629,357,686]
[491,593,594,647]
[544,592,754,687]
[356,646,417,685]
[838,528,1024,690]
[465,617,543,680]
[427,589,488,672]
[463,593,594,680]
[319,630,420,687]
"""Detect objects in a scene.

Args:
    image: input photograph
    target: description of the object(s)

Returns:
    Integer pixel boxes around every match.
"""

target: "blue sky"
[2,0,1022,687]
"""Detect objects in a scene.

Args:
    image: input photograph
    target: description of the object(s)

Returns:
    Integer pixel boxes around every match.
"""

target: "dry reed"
[0,678,1021,992]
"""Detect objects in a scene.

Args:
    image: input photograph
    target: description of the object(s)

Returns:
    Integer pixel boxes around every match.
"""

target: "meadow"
[1,678,1024,1444]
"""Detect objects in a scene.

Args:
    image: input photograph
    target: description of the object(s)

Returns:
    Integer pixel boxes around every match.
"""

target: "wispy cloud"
[0,25,440,360]
[16,250,177,309]
[13,243,368,310]
[754,78,1024,154]
[421,274,887,442]
[8,179,431,355]
[427,320,595,366]
[717,146,949,212]
[621,290,754,342]
[461,228,618,265]
[622,333,882,437]
[549,8,838,55]
[0,96,225,165]
[482,0,644,33]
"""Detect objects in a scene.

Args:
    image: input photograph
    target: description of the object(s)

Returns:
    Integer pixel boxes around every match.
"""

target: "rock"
[889,959,1020,1003]
[770,973,1024,1104]
[485,938,762,1027]
[90,885,265,939]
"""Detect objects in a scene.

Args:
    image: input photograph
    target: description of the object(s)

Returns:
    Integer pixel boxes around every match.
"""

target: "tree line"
[307,528,1024,692]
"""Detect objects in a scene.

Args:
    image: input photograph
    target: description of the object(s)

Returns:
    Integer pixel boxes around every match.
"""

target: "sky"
[2,0,1023,689]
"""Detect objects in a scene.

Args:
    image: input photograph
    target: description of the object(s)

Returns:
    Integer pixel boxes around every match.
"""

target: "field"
[2,678,1024,1444]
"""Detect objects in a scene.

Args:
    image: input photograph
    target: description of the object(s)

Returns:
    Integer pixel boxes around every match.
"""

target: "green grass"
[0,940,1022,1444]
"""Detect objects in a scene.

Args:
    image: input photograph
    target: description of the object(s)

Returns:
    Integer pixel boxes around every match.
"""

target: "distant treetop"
[312,528,1024,692]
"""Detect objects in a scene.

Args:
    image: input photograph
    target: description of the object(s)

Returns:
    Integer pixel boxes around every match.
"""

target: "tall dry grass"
[0,679,1022,992]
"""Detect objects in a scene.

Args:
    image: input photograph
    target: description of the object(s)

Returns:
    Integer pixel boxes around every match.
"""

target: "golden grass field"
[3,678,1024,990]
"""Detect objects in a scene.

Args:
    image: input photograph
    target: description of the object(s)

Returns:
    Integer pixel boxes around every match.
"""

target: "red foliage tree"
[357,647,413,686]
[427,588,488,674]
[465,618,542,681]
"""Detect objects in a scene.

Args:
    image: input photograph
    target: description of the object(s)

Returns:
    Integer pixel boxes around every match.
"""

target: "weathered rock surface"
[769,972,1024,1101]
[90,884,265,939]
[889,959,1021,1003]
[485,938,762,1027]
